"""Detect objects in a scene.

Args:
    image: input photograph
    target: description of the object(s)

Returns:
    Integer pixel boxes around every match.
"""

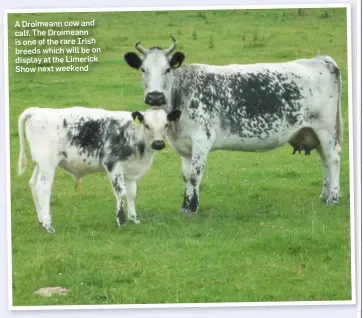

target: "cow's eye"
[140,67,145,73]
[165,68,171,74]
[144,124,150,129]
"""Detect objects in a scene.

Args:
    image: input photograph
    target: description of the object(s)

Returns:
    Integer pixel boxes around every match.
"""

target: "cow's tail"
[336,70,343,149]
[319,55,343,149]
[18,107,37,176]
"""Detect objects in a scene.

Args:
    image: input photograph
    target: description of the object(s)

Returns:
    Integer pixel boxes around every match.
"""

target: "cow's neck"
[169,66,192,111]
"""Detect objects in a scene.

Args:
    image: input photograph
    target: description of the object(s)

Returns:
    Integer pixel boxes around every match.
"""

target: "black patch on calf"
[104,121,135,162]
[137,142,146,156]
[62,151,67,158]
[67,118,108,158]
[63,119,68,128]
[167,110,182,121]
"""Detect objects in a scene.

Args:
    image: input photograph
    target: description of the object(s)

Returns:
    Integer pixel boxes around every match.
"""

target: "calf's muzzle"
[151,140,165,150]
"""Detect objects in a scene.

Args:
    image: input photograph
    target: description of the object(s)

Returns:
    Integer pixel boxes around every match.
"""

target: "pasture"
[7,8,352,306]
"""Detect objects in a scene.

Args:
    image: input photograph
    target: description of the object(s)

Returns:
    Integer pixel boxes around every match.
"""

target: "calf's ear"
[170,52,185,69]
[132,111,144,123]
[167,110,182,122]
[124,52,142,69]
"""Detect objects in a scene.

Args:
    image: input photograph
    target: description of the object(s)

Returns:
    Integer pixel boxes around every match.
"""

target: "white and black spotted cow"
[124,36,343,213]
[18,106,181,232]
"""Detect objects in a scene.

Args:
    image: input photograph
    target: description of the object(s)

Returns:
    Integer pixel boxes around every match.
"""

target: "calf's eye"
[165,68,171,74]
[140,68,145,73]
[144,124,150,129]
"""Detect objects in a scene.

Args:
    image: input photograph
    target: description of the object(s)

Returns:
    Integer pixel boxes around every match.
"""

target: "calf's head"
[124,35,185,107]
[131,108,182,150]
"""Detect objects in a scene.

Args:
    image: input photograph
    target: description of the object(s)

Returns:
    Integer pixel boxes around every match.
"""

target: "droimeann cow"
[124,36,343,213]
[18,106,181,232]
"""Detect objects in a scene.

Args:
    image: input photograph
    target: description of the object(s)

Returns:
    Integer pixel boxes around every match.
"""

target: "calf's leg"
[104,162,127,226]
[125,179,140,224]
[34,168,56,233]
[29,164,42,224]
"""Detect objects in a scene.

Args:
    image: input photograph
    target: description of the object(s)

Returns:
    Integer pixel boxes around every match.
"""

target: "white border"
[3,1,358,313]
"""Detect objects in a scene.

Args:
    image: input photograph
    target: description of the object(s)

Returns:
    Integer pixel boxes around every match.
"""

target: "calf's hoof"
[43,223,55,233]
[116,212,126,227]
[128,215,141,224]
[180,206,198,214]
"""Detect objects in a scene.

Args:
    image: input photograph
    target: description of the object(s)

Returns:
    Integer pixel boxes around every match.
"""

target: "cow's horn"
[164,35,177,55]
[135,41,149,55]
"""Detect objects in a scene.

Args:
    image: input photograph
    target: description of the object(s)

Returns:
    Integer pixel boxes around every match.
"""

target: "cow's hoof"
[326,196,340,205]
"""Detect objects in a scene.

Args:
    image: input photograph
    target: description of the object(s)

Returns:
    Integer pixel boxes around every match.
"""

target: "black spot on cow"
[307,110,320,121]
[309,88,313,96]
[192,70,303,137]
[190,99,199,109]
[63,119,68,128]
[62,151,67,158]
[189,189,199,212]
[106,161,114,172]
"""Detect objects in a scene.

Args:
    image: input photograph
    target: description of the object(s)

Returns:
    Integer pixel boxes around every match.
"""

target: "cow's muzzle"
[151,140,165,150]
[145,91,166,106]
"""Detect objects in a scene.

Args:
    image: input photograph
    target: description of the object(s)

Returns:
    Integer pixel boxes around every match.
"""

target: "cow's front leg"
[104,162,127,226]
[181,138,213,214]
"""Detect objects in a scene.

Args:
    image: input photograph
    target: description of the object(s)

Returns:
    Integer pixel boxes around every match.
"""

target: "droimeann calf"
[18,106,181,233]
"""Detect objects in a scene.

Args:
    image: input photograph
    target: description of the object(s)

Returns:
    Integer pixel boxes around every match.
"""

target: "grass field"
[8,8,352,306]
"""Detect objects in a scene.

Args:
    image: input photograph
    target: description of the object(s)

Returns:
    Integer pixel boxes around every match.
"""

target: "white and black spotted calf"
[18,106,181,232]
[124,36,343,213]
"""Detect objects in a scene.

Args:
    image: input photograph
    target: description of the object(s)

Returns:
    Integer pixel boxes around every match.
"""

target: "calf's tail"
[18,107,37,176]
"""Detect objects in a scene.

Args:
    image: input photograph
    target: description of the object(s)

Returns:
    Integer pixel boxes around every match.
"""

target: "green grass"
[8,8,351,306]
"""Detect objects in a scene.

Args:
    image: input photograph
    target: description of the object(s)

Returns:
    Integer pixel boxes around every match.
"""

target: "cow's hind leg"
[29,163,42,224]
[104,162,127,227]
[125,179,140,224]
[316,146,330,201]
[181,136,214,214]
[314,129,341,204]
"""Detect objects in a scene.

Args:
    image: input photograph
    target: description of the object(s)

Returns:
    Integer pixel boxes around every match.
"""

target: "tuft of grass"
[208,35,214,49]
[192,29,197,40]
[320,10,330,19]
[8,8,351,307]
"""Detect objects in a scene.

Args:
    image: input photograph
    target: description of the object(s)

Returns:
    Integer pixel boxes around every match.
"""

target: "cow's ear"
[124,53,142,69]
[132,111,144,123]
[167,110,182,122]
[170,52,185,69]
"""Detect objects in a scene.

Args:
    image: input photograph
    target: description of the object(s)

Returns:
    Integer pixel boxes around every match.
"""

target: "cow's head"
[124,35,185,107]
[131,108,181,150]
